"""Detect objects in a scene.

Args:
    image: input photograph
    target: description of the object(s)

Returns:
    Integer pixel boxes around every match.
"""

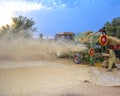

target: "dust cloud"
[0,34,120,96]
[0,38,87,62]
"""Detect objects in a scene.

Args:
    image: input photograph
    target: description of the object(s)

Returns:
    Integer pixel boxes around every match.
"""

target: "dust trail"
[0,39,55,61]
[0,38,87,62]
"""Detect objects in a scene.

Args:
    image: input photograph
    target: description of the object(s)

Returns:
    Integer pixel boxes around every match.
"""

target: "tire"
[73,53,81,64]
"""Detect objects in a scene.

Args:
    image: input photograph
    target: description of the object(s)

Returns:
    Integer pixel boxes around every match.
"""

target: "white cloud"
[0,0,66,16]
[0,0,43,26]
[74,0,93,7]
[51,0,66,8]
[0,0,65,26]
[38,0,66,9]
[0,0,49,13]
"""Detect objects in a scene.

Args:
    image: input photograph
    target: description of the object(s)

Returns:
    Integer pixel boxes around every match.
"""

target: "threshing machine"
[71,32,109,65]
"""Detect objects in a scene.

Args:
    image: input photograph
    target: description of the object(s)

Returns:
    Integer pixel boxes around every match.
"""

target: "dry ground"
[0,39,120,96]
[0,58,120,96]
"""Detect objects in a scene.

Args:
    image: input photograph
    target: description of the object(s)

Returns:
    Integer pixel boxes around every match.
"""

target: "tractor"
[55,32,74,40]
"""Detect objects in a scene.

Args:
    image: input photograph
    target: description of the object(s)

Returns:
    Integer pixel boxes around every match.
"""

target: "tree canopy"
[105,17,120,38]
[0,15,36,39]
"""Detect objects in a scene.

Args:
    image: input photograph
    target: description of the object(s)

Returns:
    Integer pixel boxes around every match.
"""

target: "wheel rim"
[88,48,94,56]
[74,56,79,63]
[99,35,108,46]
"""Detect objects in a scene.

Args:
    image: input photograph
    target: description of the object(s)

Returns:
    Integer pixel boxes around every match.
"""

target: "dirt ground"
[0,58,120,96]
[0,39,120,96]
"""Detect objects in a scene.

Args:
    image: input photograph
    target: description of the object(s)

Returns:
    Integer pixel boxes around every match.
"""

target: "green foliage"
[0,15,36,39]
[12,15,36,32]
[105,17,120,38]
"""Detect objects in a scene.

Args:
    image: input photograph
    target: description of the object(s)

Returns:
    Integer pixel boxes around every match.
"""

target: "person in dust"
[102,47,117,71]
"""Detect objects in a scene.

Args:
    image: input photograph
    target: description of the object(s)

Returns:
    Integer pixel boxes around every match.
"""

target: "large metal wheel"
[73,53,81,64]
[99,35,108,46]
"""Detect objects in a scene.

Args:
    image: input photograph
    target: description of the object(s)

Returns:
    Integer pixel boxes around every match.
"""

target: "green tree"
[12,15,36,32]
[12,15,36,38]
[105,17,120,38]
[0,15,37,39]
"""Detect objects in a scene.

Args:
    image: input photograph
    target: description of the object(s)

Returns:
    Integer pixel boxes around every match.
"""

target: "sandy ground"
[0,58,120,96]
[0,39,120,96]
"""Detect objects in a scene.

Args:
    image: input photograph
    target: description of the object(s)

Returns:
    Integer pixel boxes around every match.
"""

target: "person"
[99,27,106,35]
[107,48,116,71]
[102,48,117,71]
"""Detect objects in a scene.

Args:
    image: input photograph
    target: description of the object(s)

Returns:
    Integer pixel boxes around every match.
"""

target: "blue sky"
[0,0,120,37]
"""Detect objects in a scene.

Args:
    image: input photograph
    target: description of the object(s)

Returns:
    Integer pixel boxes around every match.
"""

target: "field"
[0,39,120,96]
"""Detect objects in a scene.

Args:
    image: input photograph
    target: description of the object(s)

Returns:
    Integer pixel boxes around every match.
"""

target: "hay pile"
[108,36,120,45]
[75,31,120,46]
[75,31,94,43]
[75,31,101,43]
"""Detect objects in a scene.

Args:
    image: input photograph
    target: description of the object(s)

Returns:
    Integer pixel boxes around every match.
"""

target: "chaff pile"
[108,36,120,45]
